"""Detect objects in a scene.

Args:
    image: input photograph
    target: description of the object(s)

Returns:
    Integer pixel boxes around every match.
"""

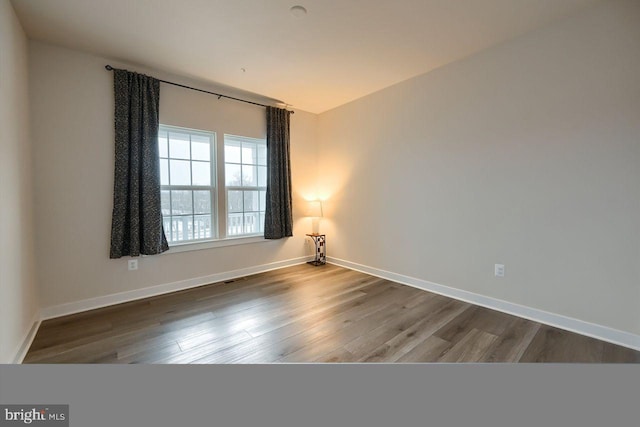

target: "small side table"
[306,233,326,266]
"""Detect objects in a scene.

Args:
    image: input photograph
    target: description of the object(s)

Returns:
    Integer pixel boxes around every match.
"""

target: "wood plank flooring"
[24,264,640,363]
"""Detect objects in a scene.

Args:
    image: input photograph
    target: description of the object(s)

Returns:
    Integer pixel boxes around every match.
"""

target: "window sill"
[163,235,271,254]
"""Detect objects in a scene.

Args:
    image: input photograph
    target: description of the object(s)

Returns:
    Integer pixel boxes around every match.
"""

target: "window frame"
[157,125,269,251]
[159,124,218,245]
[224,134,268,238]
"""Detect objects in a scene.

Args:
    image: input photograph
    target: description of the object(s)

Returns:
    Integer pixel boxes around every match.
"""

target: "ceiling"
[12,0,600,113]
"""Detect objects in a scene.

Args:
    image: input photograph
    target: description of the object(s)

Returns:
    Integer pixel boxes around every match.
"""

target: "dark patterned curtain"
[264,107,293,239]
[109,69,169,258]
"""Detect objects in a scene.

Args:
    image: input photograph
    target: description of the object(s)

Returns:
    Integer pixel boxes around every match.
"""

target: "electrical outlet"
[494,264,505,277]
[128,259,138,271]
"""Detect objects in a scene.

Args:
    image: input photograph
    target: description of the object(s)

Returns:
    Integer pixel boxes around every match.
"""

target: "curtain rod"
[104,65,293,113]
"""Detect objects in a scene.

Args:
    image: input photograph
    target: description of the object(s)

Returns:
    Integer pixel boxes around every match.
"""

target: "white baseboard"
[40,256,311,320]
[12,313,41,364]
[328,257,640,352]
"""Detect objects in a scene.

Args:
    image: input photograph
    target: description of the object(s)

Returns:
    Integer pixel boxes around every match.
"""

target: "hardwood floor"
[24,264,640,364]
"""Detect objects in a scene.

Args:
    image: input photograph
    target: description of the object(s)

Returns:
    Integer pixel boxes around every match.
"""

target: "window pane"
[259,190,266,212]
[170,160,191,185]
[224,142,240,163]
[257,145,267,166]
[227,213,243,236]
[228,190,243,213]
[244,191,259,212]
[225,141,241,163]
[163,218,171,238]
[161,190,171,216]
[169,132,190,159]
[171,190,193,215]
[225,163,241,186]
[158,134,168,158]
[160,159,169,185]
[257,166,267,187]
[193,190,211,214]
[193,214,212,239]
[172,215,193,241]
[244,212,260,234]
[191,135,210,161]
[259,213,265,232]
[169,217,178,241]
[192,161,211,186]
[242,165,257,187]
[242,143,257,165]
[173,221,179,241]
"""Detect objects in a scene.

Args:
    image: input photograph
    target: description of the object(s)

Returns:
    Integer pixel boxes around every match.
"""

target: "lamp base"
[311,217,320,234]
[307,260,326,267]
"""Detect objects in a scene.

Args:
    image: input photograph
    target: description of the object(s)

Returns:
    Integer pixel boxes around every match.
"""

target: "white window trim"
[158,125,269,252]
[163,235,271,254]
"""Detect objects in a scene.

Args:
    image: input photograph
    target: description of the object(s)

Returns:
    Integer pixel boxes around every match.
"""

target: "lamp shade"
[306,200,323,218]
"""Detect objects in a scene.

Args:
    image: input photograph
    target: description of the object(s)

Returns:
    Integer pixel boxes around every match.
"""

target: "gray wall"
[29,42,318,310]
[317,0,640,335]
[0,1,39,363]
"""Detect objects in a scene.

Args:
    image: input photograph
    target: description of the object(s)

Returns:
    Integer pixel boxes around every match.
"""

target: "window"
[225,135,267,236]
[159,126,216,244]
[158,126,267,246]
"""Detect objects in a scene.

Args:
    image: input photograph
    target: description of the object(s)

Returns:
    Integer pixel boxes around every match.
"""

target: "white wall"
[0,1,39,363]
[318,0,640,336]
[29,42,318,310]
